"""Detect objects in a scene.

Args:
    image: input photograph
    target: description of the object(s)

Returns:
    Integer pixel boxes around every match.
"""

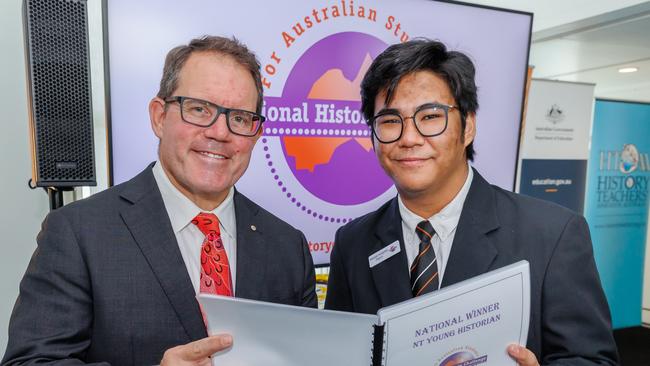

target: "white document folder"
[198,260,530,366]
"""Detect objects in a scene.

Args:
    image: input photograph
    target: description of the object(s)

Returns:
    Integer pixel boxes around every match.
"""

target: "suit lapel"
[120,167,207,341]
[442,170,500,287]
[370,198,413,307]
[233,191,266,299]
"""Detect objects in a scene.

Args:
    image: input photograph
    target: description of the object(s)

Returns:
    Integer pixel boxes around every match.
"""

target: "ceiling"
[463,0,650,103]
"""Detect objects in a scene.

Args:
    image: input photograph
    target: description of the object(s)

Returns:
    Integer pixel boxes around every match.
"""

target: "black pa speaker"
[23,0,96,187]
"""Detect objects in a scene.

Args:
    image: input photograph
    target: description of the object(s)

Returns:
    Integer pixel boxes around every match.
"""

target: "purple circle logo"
[262,32,393,206]
[439,351,475,366]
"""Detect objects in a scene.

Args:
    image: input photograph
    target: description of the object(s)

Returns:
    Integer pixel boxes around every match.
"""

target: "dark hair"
[360,39,478,160]
[157,35,264,113]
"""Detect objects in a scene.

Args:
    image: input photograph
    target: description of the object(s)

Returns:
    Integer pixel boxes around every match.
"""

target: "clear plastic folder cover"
[197,294,377,366]
[198,260,530,366]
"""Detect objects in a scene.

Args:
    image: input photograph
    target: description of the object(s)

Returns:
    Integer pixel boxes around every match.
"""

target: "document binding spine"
[371,323,386,366]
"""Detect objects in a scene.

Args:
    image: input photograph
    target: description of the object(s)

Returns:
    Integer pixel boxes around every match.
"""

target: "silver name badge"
[368,240,401,268]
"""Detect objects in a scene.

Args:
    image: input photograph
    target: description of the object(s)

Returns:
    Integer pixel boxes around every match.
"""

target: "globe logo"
[261,32,393,207]
[619,144,639,174]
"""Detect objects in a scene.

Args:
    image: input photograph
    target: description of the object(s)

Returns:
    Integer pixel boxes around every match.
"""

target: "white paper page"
[198,295,377,366]
[377,261,530,366]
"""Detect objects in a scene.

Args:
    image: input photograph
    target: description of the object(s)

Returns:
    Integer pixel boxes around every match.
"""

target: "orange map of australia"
[283,54,374,172]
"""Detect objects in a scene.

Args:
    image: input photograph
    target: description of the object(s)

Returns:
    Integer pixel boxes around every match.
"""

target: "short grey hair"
[156,35,264,113]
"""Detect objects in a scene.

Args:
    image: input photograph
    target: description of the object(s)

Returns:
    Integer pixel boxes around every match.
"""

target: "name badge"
[368,240,401,268]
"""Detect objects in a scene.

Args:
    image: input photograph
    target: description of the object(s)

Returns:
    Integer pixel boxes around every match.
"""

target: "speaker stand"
[47,187,71,211]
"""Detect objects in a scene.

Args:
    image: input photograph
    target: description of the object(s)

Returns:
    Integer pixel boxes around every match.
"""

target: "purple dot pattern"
[263,126,371,138]
[261,137,352,223]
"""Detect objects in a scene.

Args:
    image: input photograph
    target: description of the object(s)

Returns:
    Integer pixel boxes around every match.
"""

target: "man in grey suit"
[3,36,316,365]
[325,39,619,365]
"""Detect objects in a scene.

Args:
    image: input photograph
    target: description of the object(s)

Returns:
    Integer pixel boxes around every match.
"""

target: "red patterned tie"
[192,213,233,297]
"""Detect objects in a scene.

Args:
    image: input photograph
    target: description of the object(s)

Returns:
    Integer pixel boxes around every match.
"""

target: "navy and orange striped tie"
[410,220,439,297]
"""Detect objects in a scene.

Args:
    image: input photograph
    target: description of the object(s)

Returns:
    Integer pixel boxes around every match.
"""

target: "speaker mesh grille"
[25,0,96,186]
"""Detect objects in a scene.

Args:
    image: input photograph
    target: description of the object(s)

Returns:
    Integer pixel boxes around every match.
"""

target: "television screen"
[106,0,532,265]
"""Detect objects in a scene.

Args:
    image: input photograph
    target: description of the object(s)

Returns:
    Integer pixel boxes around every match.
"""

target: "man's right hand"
[160,334,233,366]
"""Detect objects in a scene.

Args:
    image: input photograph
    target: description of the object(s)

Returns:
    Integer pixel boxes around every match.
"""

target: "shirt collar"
[398,162,474,241]
[152,161,236,237]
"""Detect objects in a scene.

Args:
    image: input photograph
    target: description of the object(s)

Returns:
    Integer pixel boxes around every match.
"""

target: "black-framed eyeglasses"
[370,102,458,144]
[164,96,266,137]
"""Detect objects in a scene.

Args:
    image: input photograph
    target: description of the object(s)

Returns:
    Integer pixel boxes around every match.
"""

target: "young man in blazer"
[4,36,316,365]
[325,39,618,366]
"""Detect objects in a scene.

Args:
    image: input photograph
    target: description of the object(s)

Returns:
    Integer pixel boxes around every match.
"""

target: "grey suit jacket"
[3,166,316,365]
[325,169,619,365]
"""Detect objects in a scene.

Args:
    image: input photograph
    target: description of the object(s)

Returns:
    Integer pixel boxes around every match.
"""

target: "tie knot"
[415,220,435,243]
[192,212,221,237]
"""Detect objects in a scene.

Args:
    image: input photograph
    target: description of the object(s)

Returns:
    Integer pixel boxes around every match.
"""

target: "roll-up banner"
[645,221,650,326]
[585,99,650,329]
[645,223,650,326]
[516,79,595,214]
[106,1,532,265]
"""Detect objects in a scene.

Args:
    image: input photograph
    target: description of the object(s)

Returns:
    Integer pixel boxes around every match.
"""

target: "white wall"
[0,0,50,354]
[0,0,108,354]
[462,0,649,32]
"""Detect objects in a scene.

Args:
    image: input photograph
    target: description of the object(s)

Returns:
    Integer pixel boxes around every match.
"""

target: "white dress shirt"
[399,163,473,288]
[152,161,238,294]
